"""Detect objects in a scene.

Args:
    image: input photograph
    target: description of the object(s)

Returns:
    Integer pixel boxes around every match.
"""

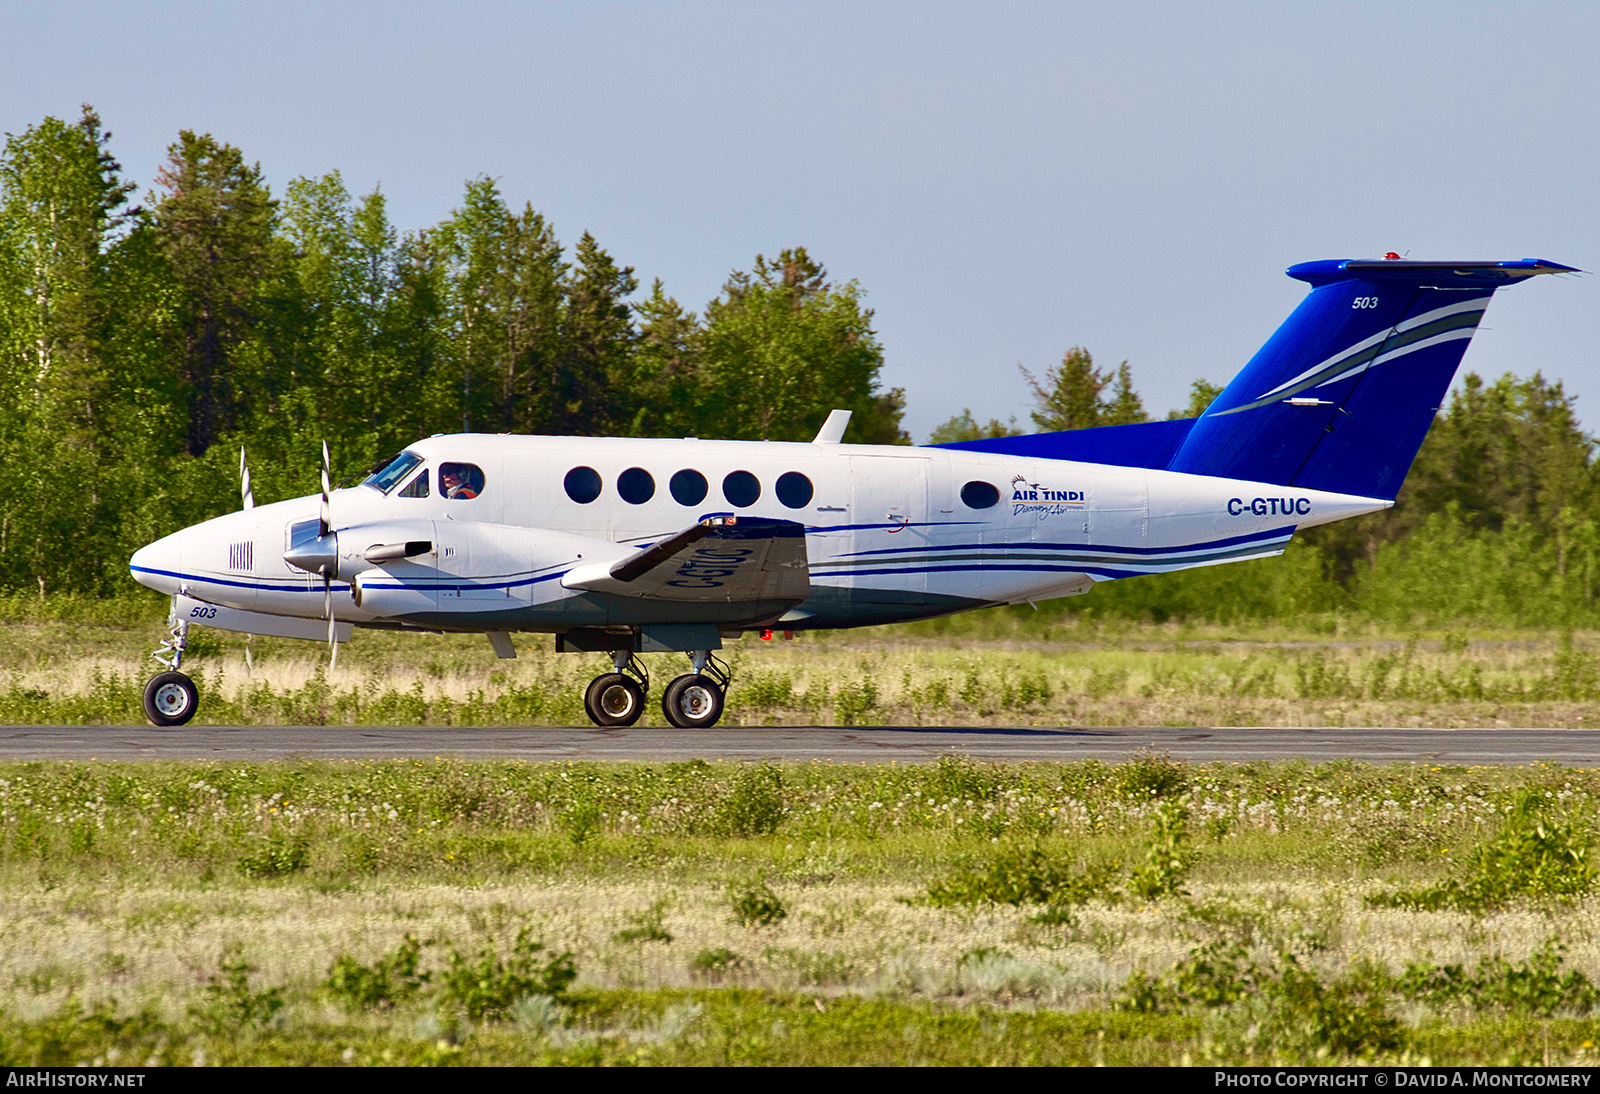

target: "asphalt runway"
[0,724,1597,764]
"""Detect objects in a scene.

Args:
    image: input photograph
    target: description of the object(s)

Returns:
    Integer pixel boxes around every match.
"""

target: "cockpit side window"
[365,451,424,494]
[440,462,484,500]
[398,469,430,498]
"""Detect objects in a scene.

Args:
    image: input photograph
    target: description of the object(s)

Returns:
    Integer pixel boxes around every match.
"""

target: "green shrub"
[323,934,428,1010]
[438,928,576,1021]
[613,899,673,944]
[717,763,786,837]
[237,833,309,878]
[1128,797,1198,900]
[189,948,284,1033]
[729,880,787,927]
[1369,789,1593,912]
[924,845,1118,909]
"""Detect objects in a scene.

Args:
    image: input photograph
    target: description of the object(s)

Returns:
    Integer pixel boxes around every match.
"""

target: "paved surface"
[0,725,1596,764]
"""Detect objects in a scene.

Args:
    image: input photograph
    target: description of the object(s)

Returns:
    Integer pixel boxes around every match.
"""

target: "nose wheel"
[144,671,199,726]
[143,607,200,726]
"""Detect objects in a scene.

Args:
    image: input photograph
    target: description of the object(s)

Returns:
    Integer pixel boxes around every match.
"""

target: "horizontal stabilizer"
[562,517,810,603]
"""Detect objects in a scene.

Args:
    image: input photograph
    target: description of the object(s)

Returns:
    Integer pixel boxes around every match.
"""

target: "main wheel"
[661,674,725,728]
[143,671,199,727]
[583,673,645,727]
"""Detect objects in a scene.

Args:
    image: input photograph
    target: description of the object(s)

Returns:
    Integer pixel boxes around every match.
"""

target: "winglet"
[813,409,851,444]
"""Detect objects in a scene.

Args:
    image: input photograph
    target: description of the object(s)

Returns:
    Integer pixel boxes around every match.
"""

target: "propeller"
[239,447,254,510]
[320,441,337,669]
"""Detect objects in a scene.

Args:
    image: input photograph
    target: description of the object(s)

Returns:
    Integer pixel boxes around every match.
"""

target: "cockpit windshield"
[364,451,424,494]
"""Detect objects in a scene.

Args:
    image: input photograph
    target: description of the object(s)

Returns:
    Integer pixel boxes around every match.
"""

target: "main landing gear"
[579,649,731,729]
[143,613,199,727]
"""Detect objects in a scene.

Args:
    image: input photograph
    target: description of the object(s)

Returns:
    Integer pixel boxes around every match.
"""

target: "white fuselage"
[129,433,1389,634]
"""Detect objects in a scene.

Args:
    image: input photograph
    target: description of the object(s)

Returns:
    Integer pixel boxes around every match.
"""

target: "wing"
[560,517,809,603]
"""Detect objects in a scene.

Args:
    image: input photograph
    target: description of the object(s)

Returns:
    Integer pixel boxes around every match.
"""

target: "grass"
[1,756,1600,1063]
[3,595,1600,727]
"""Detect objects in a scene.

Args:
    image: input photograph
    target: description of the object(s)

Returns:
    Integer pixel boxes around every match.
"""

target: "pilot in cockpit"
[440,463,481,500]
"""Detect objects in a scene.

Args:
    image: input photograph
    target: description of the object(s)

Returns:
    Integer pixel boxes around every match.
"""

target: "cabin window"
[670,469,708,505]
[564,466,602,504]
[775,471,813,509]
[723,470,760,508]
[618,467,655,504]
[399,469,430,498]
[960,480,1001,509]
[364,451,423,494]
[440,462,483,500]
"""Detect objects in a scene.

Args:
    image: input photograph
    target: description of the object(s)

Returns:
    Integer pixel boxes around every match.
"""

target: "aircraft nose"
[129,532,183,595]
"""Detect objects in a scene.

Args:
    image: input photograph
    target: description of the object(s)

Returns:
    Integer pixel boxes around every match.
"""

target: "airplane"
[128,256,1577,728]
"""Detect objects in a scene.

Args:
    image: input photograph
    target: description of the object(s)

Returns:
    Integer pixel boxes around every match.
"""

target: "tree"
[1169,378,1223,420]
[700,248,905,443]
[927,409,1021,444]
[151,131,278,457]
[549,231,636,435]
[1023,347,1145,431]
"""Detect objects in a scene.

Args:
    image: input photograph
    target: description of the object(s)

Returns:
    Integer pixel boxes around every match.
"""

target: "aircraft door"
[848,455,930,603]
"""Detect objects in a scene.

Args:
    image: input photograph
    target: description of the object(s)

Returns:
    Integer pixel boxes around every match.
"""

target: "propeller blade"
[319,441,333,538]
[239,447,254,511]
[324,573,338,671]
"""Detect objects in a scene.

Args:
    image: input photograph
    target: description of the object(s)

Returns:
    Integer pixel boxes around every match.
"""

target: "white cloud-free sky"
[4,1,1595,440]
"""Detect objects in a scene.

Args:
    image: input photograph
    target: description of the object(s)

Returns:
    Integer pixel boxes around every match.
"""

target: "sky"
[3,1,1595,441]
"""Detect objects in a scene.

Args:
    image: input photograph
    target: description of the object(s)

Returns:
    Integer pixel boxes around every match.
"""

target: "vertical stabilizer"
[1166,259,1575,499]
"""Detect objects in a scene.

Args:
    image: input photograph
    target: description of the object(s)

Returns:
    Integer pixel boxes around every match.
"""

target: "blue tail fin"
[1166,258,1575,499]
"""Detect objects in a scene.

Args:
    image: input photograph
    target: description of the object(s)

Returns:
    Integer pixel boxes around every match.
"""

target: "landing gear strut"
[582,651,649,727]
[143,609,199,727]
[661,650,730,729]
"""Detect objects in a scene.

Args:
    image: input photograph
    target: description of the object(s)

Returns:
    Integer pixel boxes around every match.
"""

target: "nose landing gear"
[143,612,199,727]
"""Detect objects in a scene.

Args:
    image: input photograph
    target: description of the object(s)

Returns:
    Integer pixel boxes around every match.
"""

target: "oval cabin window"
[564,466,603,504]
[960,480,1001,509]
[722,470,760,508]
[775,471,813,509]
[670,469,708,506]
[618,467,655,504]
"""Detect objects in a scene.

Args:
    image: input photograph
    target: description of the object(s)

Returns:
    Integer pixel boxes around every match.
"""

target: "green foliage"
[613,899,674,944]
[1023,349,1146,431]
[236,832,309,878]
[924,845,1118,910]
[189,947,284,1033]
[927,408,1021,444]
[717,763,786,837]
[1128,797,1197,900]
[1398,941,1600,1017]
[438,928,577,1020]
[690,948,745,979]
[728,880,787,927]
[1370,789,1593,912]
[323,934,429,1010]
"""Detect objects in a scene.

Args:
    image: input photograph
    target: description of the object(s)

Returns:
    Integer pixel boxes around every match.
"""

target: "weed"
[438,928,577,1020]
[1128,797,1197,900]
[1115,750,1188,801]
[237,833,309,878]
[189,947,284,1033]
[729,880,787,927]
[1397,940,1600,1017]
[613,898,673,944]
[924,845,1118,910]
[323,934,429,1010]
[1369,789,1593,912]
[717,763,786,837]
[690,947,744,980]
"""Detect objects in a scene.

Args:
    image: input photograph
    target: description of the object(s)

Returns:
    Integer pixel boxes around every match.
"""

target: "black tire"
[583,673,645,727]
[143,671,199,727]
[661,674,725,728]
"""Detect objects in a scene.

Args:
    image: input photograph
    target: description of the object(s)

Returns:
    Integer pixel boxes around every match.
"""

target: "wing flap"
[561,517,809,603]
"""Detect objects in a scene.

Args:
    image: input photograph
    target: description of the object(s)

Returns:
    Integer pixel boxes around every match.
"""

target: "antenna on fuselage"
[812,409,852,444]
